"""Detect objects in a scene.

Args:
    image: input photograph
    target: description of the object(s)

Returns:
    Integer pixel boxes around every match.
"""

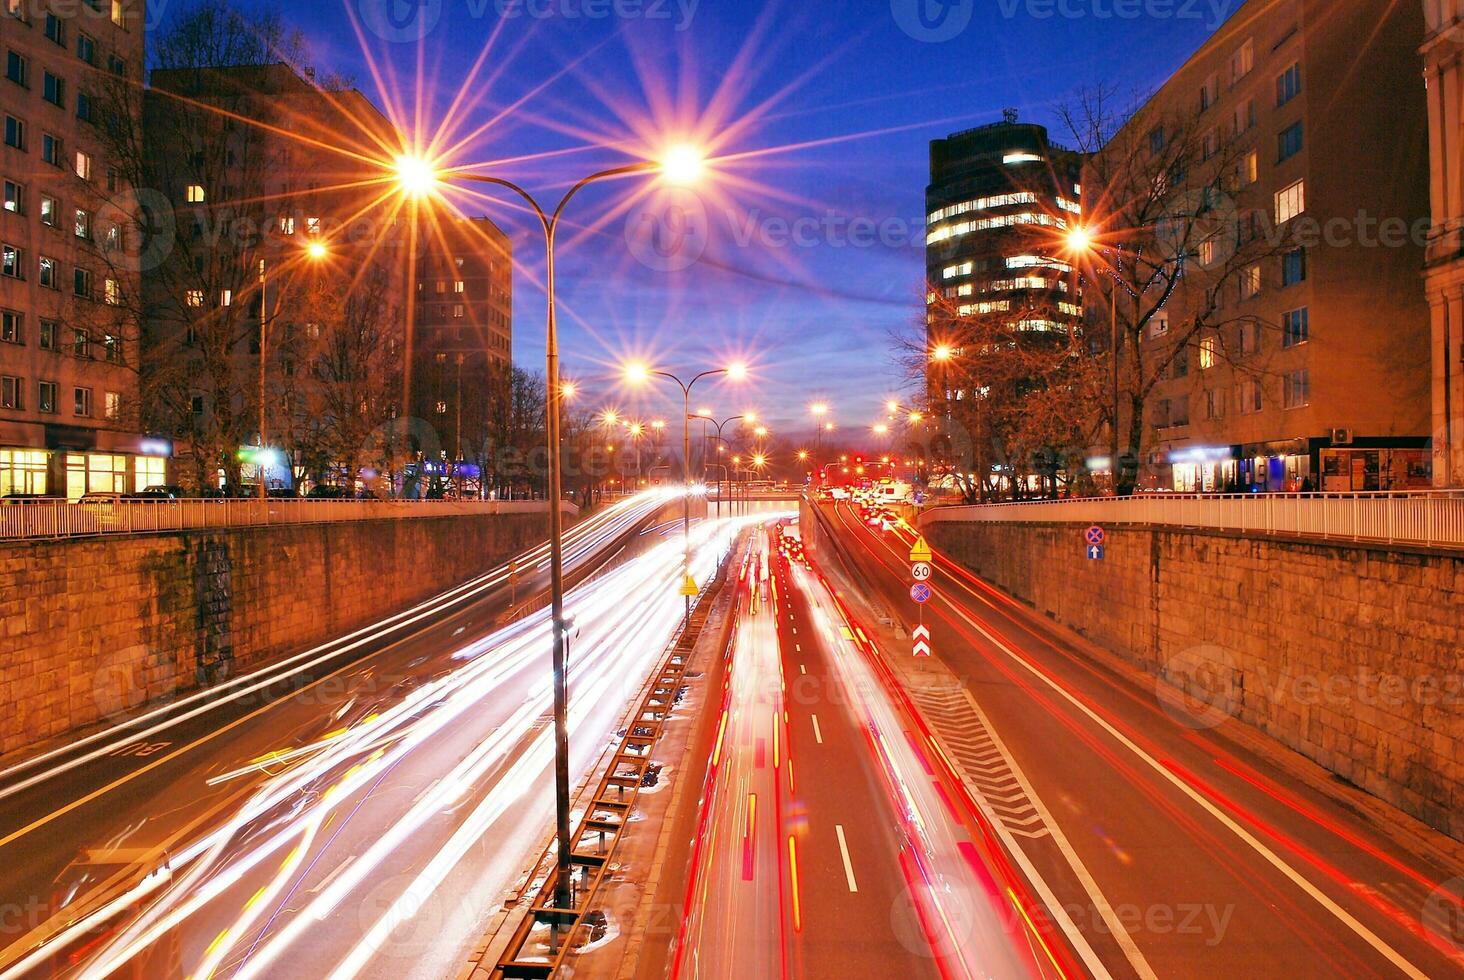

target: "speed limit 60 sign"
[911,562,933,581]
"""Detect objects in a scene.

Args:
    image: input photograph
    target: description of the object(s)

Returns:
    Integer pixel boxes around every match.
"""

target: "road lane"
[0,494,736,979]
[675,520,1062,980]
[817,499,1464,979]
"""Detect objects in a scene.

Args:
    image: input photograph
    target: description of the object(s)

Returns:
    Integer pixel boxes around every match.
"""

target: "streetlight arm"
[550,162,657,236]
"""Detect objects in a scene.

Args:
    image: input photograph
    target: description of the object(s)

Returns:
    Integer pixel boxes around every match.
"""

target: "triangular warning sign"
[679,574,700,597]
[909,535,933,563]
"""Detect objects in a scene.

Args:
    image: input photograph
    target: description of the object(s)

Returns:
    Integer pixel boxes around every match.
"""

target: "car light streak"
[5,500,771,980]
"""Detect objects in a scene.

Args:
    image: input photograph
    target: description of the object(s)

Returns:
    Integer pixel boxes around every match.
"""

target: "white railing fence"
[919,491,1464,549]
[0,498,576,541]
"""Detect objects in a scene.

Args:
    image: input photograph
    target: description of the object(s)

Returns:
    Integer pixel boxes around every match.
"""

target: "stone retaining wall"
[922,519,1464,841]
[0,513,551,756]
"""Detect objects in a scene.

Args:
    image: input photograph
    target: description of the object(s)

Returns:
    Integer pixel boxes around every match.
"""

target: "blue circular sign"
[1085,525,1106,546]
[910,583,932,604]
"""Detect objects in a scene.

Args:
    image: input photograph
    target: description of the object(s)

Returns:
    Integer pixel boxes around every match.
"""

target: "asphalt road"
[0,493,734,979]
[814,498,1464,980]
[672,521,1059,980]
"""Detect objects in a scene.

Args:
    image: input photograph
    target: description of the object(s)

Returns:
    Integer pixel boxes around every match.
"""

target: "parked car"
[128,486,181,500]
[306,484,349,499]
[1,493,62,504]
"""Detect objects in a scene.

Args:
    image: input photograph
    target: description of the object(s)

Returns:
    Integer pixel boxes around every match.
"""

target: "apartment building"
[0,0,156,498]
[1421,0,1464,487]
[412,215,512,474]
[143,62,411,491]
[1106,0,1432,493]
[925,113,1085,366]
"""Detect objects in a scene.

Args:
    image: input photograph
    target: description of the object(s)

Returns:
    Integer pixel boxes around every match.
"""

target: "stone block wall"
[0,513,550,756]
[922,519,1464,841]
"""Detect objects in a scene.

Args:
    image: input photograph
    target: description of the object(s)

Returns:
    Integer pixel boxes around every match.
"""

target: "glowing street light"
[810,402,829,417]
[873,423,890,436]
[393,153,440,198]
[387,143,716,920]
[1066,224,1093,254]
[931,344,955,363]
[625,361,747,617]
[661,144,706,186]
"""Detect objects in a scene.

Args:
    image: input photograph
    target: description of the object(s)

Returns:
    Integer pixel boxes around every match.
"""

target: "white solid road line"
[834,824,858,892]
[937,595,1431,980]
[811,714,823,744]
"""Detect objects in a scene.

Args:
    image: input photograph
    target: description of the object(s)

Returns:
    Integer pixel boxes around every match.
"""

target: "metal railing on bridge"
[0,497,574,541]
[918,490,1464,550]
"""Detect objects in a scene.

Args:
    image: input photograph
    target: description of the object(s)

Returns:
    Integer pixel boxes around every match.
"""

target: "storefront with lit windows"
[0,426,172,500]
[1163,436,1430,494]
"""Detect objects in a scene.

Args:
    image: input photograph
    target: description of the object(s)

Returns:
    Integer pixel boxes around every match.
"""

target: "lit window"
[186,289,204,307]
[38,256,56,288]
[279,215,295,235]
[0,309,19,342]
[105,391,121,420]
[104,278,120,305]
[927,192,1037,224]
[220,289,232,306]
[74,150,92,181]
[1274,180,1305,224]
[1002,152,1042,165]
[2,179,20,213]
[0,243,20,278]
[454,281,466,293]
[39,195,57,226]
[74,208,90,239]
[186,184,205,203]
[1199,335,1217,369]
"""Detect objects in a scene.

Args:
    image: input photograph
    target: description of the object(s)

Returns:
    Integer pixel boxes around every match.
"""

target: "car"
[1,492,61,503]
[306,484,349,499]
[127,487,180,500]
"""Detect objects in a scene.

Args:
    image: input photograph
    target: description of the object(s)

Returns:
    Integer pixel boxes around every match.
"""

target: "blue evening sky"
[156,0,1227,439]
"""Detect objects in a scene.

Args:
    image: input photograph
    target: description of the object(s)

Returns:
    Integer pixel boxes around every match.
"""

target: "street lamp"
[391,143,708,922]
[257,239,330,501]
[691,412,749,519]
[1066,224,1120,493]
[625,361,746,616]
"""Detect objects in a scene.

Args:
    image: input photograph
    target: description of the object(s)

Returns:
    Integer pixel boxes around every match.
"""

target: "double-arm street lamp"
[391,144,706,921]
[692,410,751,518]
[626,362,747,621]
[256,239,331,501]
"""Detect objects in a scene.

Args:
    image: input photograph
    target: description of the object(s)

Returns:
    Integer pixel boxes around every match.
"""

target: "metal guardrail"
[491,562,728,980]
[0,498,577,540]
[919,490,1464,549]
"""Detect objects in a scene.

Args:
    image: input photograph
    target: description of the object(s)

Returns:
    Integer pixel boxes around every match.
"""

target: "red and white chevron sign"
[912,624,932,658]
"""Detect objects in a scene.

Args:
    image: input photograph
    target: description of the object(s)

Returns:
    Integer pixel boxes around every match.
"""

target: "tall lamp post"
[626,362,747,623]
[391,144,706,922]
[1068,225,1121,494]
[692,409,749,519]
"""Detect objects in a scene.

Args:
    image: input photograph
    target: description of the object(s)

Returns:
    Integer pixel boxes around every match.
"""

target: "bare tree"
[1058,84,1297,495]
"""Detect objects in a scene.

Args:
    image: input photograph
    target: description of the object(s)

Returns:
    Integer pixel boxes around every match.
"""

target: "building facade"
[412,215,512,481]
[925,113,1085,369]
[144,62,411,492]
[1422,0,1464,487]
[1110,0,1432,493]
[0,0,158,498]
